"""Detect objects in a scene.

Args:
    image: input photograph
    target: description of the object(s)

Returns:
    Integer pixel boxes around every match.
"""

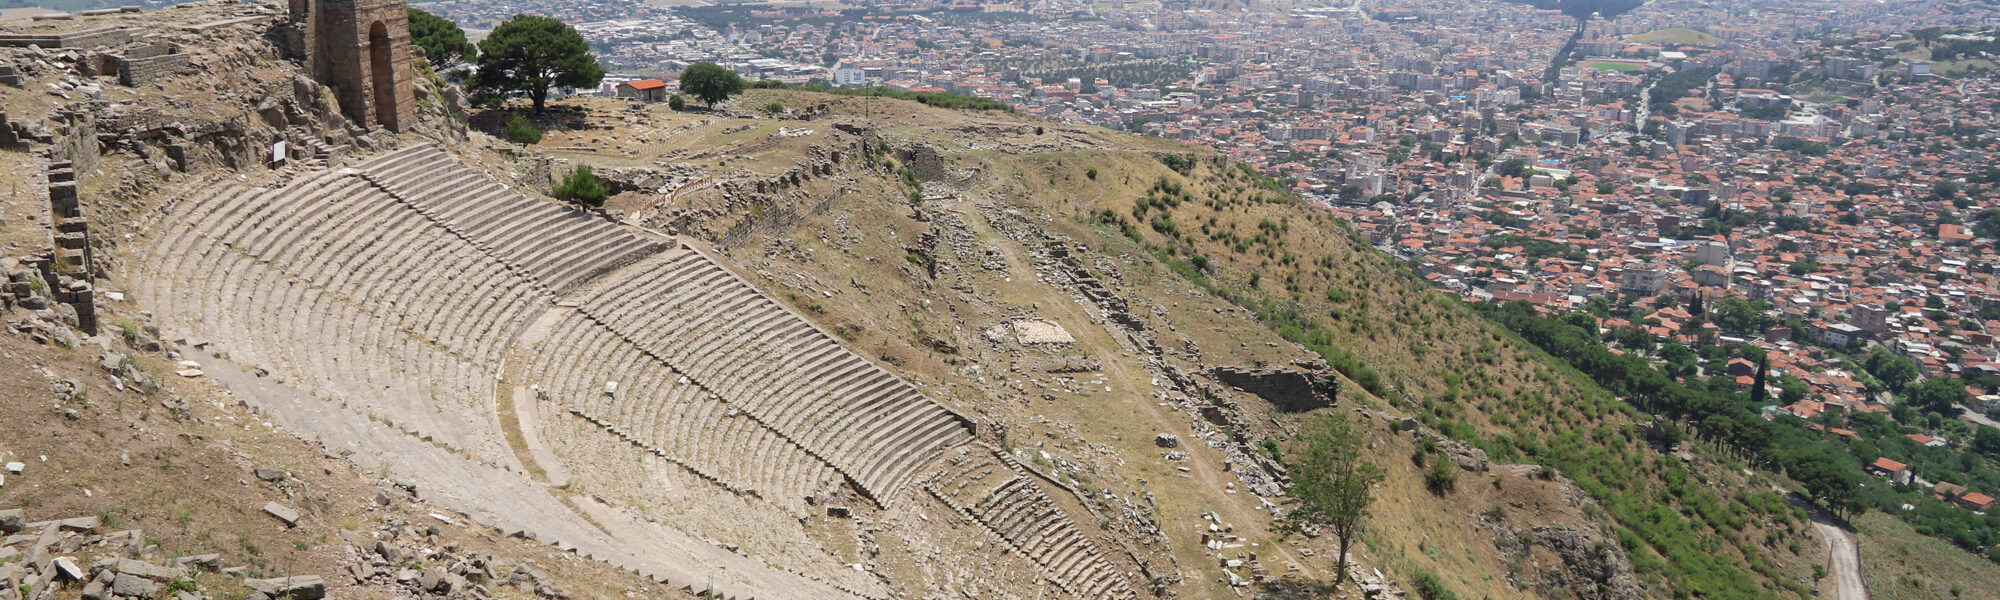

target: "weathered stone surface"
[1155,433,1180,448]
[80,577,108,600]
[253,468,287,482]
[244,575,325,600]
[172,554,220,571]
[262,502,300,526]
[374,541,402,563]
[114,558,179,581]
[1438,439,1490,473]
[0,508,23,533]
[418,568,451,594]
[110,572,159,597]
[56,516,99,532]
[52,556,86,580]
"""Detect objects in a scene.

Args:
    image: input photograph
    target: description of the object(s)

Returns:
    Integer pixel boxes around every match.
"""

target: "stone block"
[262,502,299,526]
[113,559,177,581]
[51,557,84,580]
[109,573,158,598]
[244,575,325,600]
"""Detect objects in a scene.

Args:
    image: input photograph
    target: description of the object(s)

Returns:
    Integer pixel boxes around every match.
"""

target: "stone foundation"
[0,26,134,48]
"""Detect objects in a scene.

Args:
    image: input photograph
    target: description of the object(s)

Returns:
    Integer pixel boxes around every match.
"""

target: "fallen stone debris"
[0,508,298,600]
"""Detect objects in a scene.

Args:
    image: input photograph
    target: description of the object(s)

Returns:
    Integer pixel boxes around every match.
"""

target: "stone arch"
[290,0,414,131]
[368,21,399,130]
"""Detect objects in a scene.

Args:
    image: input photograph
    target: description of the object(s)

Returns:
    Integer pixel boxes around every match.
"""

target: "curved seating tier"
[536,415,886,597]
[134,144,1018,599]
[524,309,844,513]
[137,171,549,462]
[564,248,976,501]
[356,144,663,294]
[926,448,1135,600]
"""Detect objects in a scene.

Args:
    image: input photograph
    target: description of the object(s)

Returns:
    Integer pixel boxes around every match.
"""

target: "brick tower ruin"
[286,0,415,131]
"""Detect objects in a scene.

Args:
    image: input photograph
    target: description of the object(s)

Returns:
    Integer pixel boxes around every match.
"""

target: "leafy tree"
[1777,374,1810,404]
[471,15,604,113]
[1710,297,1774,335]
[553,165,609,207]
[1749,356,1769,406]
[1905,377,1970,417]
[1282,414,1383,589]
[1973,426,2000,458]
[1785,450,1862,519]
[407,8,476,68]
[679,62,745,107]
[1973,209,2000,239]
[1864,348,1919,392]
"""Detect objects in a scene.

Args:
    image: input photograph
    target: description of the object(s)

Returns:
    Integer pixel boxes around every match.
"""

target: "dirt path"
[1812,515,1868,600]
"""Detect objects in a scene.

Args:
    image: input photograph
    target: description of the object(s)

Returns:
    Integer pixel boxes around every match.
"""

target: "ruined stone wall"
[117,52,190,85]
[47,108,98,175]
[295,0,415,130]
[1210,366,1335,412]
[0,112,28,150]
[122,42,170,59]
[39,162,98,335]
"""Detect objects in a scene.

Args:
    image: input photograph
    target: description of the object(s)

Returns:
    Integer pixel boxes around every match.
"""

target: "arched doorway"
[368,21,397,130]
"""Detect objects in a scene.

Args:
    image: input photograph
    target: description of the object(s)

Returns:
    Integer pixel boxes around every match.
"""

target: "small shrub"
[668,94,687,111]
[1425,459,1458,494]
[468,92,506,109]
[502,116,542,144]
[1086,167,1099,180]
[553,166,609,207]
[764,102,785,114]
[1411,570,1459,600]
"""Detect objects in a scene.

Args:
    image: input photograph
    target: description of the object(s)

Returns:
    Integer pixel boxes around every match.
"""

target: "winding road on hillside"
[1812,515,1869,600]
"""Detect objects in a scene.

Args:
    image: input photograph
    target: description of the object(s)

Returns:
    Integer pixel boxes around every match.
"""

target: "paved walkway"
[1810,514,1868,600]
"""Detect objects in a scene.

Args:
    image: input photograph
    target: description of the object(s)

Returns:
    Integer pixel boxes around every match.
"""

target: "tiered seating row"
[356,144,663,293]
[926,450,1136,600]
[533,415,888,598]
[138,174,541,462]
[572,249,975,500]
[524,310,842,513]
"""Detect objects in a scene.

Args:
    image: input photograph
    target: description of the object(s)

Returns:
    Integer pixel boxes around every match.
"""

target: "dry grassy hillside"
[514,88,1834,599]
